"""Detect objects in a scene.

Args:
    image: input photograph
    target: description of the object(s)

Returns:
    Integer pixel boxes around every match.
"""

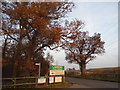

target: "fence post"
[53,76,55,84]
[35,77,38,87]
[46,75,48,85]
[13,78,16,88]
[63,75,65,83]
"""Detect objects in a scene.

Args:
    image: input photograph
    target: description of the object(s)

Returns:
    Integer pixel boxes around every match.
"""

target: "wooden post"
[62,75,65,83]
[35,77,38,87]
[13,78,16,88]
[45,71,49,85]
[53,76,55,84]
[46,75,48,85]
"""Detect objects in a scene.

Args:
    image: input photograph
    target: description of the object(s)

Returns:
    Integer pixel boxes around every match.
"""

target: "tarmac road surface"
[65,77,119,88]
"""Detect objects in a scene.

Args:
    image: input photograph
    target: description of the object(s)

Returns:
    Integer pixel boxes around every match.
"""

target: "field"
[86,67,120,73]
[69,67,120,82]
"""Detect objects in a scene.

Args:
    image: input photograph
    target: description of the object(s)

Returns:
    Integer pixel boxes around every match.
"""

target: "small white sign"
[55,76,62,83]
[50,70,65,75]
[35,63,40,65]
[38,77,46,84]
[49,77,54,83]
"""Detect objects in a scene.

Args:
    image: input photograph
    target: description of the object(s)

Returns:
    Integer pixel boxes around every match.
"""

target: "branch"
[47,45,58,50]
[85,59,92,64]
[2,28,19,42]
[66,47,80,64]
[85,56,96,64]
[7,34,18,42]
[34,44,48,53]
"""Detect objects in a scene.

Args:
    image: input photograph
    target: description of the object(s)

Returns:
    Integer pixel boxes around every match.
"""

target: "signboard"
[55,76,62,83]
[49,77,54,83]
[50,70,64,75]
[35,63,40,65]
[50,65,65,75]
[50,65,64,70]
[38,77,46,84]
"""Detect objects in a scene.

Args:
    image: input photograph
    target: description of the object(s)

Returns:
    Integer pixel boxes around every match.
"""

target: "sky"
[47,2,118,70]
[0,1,118,70]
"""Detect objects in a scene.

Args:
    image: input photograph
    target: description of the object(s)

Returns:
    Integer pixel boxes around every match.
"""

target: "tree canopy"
[1,1,105,77]
[63,29,105,75]
[1,2,75,77]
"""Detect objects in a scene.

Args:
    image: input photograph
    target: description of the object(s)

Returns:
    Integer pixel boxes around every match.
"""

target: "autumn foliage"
[1,2,105,77]
[63,29,105,75]
[1,2,74,77]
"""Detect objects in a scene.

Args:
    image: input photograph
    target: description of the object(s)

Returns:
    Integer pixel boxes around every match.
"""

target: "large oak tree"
[63,21,105,75]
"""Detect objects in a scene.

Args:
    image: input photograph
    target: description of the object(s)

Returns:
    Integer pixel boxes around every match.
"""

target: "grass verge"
[37,81,72,88]
[69,75,120,83]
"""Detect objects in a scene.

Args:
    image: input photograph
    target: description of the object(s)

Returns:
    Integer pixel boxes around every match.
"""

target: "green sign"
[50,65,64,70]
[38,77,46,79]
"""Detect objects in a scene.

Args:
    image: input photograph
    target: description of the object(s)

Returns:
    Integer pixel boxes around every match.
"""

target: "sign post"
[35,63,41,76]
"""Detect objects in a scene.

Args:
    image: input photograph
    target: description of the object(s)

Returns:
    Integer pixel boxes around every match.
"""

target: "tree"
[1,2,74,77]
[63,21,105,75]
[40,52,54,76]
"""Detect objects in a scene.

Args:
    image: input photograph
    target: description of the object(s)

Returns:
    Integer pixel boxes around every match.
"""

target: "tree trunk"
[13,48,20,78]
[25,55,31,76]
[79,63,86,76]
[13,41,22,78]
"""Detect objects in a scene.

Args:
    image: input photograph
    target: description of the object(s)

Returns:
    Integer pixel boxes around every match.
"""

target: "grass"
[36,81,72,88]
[67,67,120,83]
[71,75,119,82]
[3,81,72,89]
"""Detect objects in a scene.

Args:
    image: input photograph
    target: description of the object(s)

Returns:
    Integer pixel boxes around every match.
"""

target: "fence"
[2,77,38,88]
[2,76,65,88]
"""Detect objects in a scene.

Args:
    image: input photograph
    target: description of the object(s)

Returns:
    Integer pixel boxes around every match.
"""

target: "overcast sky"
[0,1,118,70]
[47,2,118,70]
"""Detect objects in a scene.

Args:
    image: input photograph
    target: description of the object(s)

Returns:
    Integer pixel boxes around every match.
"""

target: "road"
[65,77,119,88]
